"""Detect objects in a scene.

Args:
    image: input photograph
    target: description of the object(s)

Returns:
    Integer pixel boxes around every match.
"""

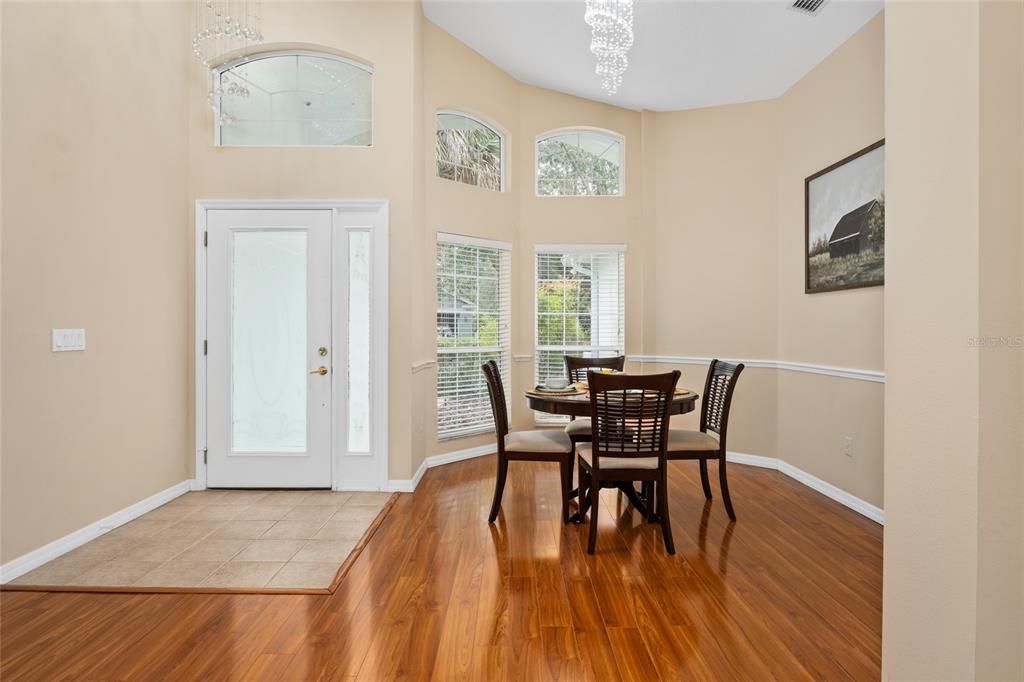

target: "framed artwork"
[805,139,885,294]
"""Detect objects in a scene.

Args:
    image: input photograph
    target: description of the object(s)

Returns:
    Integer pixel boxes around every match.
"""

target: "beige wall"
[883,0,1023,678]
[0,4,888,564]
[1,1,192,562]
[642,16,885,506]
[775,15,885,507]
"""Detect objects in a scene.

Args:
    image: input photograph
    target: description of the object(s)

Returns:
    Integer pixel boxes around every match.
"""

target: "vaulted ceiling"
[422,0,883,111]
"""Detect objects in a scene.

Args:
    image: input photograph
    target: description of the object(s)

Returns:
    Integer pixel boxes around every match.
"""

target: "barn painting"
[805,140,885,294]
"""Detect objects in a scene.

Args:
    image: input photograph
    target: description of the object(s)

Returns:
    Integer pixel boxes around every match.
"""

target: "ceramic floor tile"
[232,504,294,521]
[212,520,276,539]
[65,535,139,560]
[118,537,198,562]
[261,520,326,540]
[11,555,105,585]
[107,520,176,540]
[313,518,372,541]
[232,539,305,562]
[291,539,357,563]
[137,504,198,521]
[331,507,383,524]
[173,538,251,562]
[76,560,163,586]
[213,491,270,506]
[345,491,393,507]
[282,505,337,523]
[259,491,312,505]
[133,561,224,587]
[188,505,244,521]
[267,562,339,589]
[201,561,284,588]
[159,520,224,540]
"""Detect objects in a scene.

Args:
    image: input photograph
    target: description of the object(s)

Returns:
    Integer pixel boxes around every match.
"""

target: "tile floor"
[12,490,393,591]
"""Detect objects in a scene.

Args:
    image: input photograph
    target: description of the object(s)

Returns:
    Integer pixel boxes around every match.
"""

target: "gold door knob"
[309,366,329,376]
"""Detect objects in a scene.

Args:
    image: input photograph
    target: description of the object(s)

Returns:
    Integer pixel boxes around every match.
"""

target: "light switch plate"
[52,328,86,352]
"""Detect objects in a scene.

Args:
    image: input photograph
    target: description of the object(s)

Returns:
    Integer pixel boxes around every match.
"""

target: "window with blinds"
[436,234,512,439]
[535,247,625,423]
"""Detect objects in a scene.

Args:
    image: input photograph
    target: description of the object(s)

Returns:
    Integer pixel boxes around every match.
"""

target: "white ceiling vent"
[791,0,827,16]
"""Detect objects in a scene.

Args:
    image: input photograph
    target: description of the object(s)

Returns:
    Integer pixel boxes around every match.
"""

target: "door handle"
[309,366,329,376]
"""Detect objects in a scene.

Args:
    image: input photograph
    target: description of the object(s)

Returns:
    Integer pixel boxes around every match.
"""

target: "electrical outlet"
[843,435,854,457]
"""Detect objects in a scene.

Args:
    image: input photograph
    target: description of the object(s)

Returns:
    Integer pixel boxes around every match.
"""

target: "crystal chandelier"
[192,0,263,68]
[584,0,634,96]
[192,1,263,126]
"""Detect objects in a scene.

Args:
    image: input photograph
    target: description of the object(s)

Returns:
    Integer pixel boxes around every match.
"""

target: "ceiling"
[422,0,883,112]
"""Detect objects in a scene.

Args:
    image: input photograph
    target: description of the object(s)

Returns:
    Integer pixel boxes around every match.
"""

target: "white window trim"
[534,126,626,198]
[212,49,375,148]
[533,245,626,425]
[436,109,508,192]
[436,232,513,440]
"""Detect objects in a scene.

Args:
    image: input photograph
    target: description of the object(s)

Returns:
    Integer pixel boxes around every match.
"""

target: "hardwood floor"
[0,455,882,680]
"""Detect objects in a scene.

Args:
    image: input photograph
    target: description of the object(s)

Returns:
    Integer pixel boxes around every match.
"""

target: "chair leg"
[488,455,509,524]
[719,455,736,521]
[560,455,571,524]
[587,477,600,554]
[699,459,713,500]
[659,470,675,555]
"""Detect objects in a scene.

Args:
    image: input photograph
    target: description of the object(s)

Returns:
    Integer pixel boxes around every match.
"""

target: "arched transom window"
[214,50,372,147]
[536,129,624,196]
[436,111,504,191]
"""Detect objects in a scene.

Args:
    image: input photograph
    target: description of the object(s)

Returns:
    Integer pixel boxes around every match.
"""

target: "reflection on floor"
[11,490,393,591]
[0,456,882,679]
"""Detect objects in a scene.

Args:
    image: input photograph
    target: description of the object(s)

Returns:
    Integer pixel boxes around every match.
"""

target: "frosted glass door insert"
[206,209,333,488]
[232,231,308,452]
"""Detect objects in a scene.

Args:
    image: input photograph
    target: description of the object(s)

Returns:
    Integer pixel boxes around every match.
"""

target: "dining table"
[525,384,700,522]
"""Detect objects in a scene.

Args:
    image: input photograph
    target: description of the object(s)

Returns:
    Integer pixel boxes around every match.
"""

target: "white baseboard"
[727,451,884,524]
[388,444,495,492]
[0,479,193,584]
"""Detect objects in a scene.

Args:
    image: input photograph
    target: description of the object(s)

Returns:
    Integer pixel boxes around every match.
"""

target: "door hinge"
[203,449,208,464]
[203,231,208,247]
[203,339,208,356]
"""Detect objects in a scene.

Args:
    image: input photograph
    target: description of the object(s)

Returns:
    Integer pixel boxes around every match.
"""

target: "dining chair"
[562,355,626,447]
[577,369,681,554]
[482,360,575,524]
[665,359,745,521]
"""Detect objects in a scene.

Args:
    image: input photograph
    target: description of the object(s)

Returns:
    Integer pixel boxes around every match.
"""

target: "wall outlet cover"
[52,328,86,352]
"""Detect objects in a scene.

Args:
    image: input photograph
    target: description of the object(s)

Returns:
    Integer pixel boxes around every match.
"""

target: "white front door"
[206,209,333,488]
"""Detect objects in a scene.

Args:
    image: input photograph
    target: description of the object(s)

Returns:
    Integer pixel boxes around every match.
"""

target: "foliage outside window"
[216,51,372,146]
[436,235,511,439]
[436,112,503,191]
[536,129,623,196]
[535,249,625,423]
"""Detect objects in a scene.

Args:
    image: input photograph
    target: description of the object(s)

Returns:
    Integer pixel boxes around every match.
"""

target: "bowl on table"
[544,377,570,390]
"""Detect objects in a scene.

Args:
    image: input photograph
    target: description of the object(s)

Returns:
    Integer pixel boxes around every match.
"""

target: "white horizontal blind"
[436,234,511,439]
[535,248,625,424]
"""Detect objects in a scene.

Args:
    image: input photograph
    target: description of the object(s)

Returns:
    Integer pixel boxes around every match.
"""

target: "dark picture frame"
[804,138,885,294]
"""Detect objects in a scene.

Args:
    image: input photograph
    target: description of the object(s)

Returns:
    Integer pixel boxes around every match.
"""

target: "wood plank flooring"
[0,455,882,680]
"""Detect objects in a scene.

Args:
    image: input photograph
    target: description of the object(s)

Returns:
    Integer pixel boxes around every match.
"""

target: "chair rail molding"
[627,355,884,383]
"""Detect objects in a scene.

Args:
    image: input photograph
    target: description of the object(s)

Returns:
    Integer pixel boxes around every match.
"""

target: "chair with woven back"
[665,359,745,521]
[577,369,681,554]
[482,360,575,524]
[562,355,626,447]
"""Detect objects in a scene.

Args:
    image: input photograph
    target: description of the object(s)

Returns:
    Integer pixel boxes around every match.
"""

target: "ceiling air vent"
[791,0,827,15]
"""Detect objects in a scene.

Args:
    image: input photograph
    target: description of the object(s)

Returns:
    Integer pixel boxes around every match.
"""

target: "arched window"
[536,128,624,196]
[436,111,504,191]
[214,50,372,146]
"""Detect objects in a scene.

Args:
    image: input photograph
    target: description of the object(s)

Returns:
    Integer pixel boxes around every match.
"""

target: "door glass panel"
[348,230,371,452]
[232,230,308,452]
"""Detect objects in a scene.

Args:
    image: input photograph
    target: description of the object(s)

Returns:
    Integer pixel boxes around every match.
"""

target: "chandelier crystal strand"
[584,0,634,95]
[193,0,262,126]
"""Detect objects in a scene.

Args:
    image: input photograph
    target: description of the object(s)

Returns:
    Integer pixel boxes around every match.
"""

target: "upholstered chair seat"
[667,429,720,452]
[504,430,573,454]
[564,418,592,437]
[577,444,659,470]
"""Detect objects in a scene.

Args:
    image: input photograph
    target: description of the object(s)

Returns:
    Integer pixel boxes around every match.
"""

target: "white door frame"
[195,199,390,491]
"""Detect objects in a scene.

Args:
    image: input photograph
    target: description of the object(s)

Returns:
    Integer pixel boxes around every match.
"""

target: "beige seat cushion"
[504,429,572,454]
[564,418,592,437]
[667,429,720,453]
[577,443,659,470]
